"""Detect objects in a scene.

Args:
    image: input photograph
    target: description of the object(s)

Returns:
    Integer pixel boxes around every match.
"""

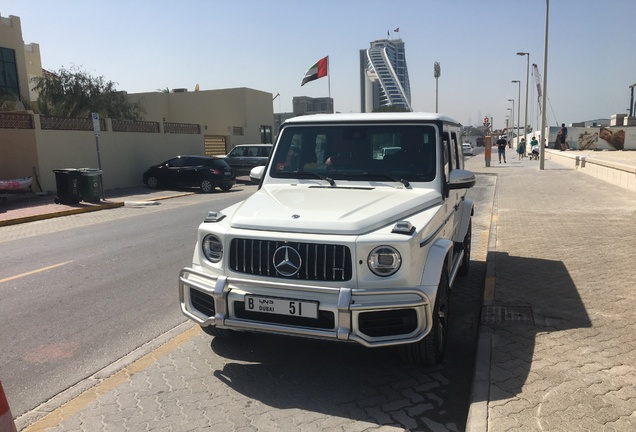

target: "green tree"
[32,66,145,120]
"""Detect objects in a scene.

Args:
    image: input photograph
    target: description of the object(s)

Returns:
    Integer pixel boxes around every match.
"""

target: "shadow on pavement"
[480,252,592,401]
[203,260,486,431]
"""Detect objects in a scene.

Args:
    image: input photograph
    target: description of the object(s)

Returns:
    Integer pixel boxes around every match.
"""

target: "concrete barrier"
[546,150,636,192]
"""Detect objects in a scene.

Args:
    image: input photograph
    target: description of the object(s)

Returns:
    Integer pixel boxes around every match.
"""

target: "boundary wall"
[0,113,202,193]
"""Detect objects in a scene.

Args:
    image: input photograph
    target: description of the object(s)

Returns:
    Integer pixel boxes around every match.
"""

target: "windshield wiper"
[364,173,411,188]
[278,171,336,186]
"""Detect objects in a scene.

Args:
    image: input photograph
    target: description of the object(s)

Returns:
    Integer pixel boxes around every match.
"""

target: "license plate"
[244,295,319,319]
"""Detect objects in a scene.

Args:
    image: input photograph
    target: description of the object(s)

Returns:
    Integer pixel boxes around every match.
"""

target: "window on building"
[232,126,244,136]
[0,47,20,99]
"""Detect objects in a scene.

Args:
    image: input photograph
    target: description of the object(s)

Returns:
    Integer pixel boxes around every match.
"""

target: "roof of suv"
[283,112,460,125]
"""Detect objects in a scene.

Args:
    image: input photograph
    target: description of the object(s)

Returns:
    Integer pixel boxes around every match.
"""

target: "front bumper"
[179,267,433,347]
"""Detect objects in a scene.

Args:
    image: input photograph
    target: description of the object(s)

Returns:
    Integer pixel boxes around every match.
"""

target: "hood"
[229,184,442,235]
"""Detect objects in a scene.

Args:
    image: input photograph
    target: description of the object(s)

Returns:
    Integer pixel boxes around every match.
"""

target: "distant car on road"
[475,137,484,147]
[143,155,235,193]
[462,142,474,156]
[223,144,273,177]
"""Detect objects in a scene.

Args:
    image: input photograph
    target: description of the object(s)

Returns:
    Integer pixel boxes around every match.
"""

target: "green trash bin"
[53,168,82,204]
[79,168,103,203]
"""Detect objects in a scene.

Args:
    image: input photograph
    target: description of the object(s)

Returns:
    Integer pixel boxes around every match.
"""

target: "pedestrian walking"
[557,123,569,150]
[517,138,527,160]
[496,135,507,163]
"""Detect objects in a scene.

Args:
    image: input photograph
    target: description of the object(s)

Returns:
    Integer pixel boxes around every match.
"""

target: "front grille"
[190,288,215,317]
[358,309,418,337]
[234,301,335,329]
[230,239,352,281]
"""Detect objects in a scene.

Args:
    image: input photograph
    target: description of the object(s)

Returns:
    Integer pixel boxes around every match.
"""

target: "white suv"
[179,113,475,365]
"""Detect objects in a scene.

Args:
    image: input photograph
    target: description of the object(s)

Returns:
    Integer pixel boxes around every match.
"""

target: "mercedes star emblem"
[273,245,302,277]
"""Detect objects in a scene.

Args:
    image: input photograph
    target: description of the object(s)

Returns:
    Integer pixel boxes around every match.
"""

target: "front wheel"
[399,268,449,366]
[219,184,232,192]
[146,176,159,189]
[200,179,214,193]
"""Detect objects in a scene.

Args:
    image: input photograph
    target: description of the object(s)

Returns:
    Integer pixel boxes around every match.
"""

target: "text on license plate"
[244,295,319,319]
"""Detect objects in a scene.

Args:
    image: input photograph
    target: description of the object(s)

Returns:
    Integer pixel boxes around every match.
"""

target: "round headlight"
[367,246,401,276]
[202,234,223,263]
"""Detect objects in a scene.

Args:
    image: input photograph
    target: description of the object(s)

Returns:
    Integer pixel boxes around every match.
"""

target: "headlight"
[202,234,223,263]
[367,246,401,276]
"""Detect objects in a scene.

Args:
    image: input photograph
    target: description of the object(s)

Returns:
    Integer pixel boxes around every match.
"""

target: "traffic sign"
[92,112,100,135]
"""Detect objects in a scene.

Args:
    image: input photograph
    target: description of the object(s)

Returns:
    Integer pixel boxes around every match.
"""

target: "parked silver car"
[223,144,272,177]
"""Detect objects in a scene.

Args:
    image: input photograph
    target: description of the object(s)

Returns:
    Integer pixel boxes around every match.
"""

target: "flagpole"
[328,56,332,112]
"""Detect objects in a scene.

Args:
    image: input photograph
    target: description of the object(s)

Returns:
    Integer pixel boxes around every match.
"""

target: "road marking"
[22,325,200,431]
[0,261,72,284]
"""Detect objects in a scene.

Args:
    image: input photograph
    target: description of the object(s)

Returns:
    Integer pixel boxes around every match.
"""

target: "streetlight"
[512,80,521,144]
[539,1,550,170]
[434,62,441,113]
[517,52,530,143]
[507,98,515,147]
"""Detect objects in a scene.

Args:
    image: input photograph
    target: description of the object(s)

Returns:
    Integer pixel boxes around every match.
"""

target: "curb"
[465,170,499,432]
[16,322,197,431]
[0,201,124,228]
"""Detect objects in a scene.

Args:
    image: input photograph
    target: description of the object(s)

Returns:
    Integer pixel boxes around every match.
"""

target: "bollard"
[484,136,492,167]
[0,381,17,432]
[580,156,586,168]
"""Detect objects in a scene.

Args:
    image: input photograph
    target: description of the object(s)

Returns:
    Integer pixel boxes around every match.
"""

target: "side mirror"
[250,165,265,184]
[448,169,476,190]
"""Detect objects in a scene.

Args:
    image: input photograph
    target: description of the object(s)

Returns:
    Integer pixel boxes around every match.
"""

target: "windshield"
[270,124,437,183]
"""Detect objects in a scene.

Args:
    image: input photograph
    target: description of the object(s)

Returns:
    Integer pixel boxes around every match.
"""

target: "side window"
[186,157,204,167]
[450,131,461,169]
[230,147,247,157]
[442,132,450,180]
[168,157,186,168]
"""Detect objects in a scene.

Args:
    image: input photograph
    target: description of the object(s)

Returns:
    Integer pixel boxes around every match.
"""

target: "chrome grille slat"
[230,239,352,281]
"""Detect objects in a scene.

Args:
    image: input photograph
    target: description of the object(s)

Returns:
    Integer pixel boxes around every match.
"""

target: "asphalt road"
[0,185,257,416]
[3,164,494,430]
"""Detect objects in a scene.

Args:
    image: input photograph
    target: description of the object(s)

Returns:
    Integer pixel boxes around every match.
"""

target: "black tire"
[399,268,450,366]
[146,176,159,189]
[458,219,472,276]
[200,179,214,193]
[219,184,232,192]
[200,325,239,338]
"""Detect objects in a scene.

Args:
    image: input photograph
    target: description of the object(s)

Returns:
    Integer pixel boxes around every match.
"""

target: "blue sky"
[3,0,635,130]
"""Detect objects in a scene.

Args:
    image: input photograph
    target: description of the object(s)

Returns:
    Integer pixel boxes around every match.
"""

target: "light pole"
[517,52,530,142]
[507,99,515,147]
[539,1,550,170]
[512,80,521,143]
[434,62,441,113]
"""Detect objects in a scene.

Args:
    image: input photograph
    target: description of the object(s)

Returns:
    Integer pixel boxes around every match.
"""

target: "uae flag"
[301,56,328,86]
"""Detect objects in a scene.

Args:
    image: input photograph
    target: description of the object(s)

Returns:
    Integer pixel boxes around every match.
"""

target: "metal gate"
[204,135,228,156]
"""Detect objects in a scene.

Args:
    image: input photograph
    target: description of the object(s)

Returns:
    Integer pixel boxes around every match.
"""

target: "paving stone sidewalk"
[467,154,636,431]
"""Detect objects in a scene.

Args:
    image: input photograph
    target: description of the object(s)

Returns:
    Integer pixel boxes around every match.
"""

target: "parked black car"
[142,155,235,193]
[223,144,273,177]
